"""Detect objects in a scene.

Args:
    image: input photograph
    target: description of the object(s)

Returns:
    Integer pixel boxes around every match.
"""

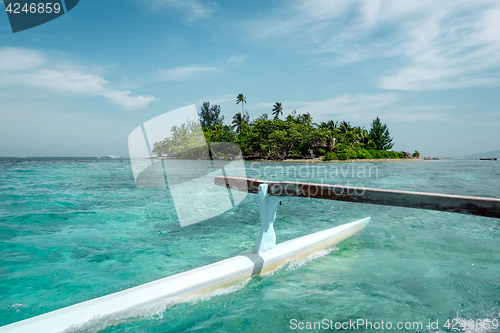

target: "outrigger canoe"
[2,176,499,332]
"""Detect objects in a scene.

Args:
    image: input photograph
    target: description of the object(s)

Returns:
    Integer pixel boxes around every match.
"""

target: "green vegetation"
[232,110,250,135]
[152,96,413,161]
[272,102,283,119]
[236,94,246,113]
[369,116,393,150]
[199,102,224,128]
[152,119,209,159]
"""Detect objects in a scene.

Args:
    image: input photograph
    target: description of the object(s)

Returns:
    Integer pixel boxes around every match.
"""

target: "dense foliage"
[152,119,210,159]
[198,102,224,128]
[369,116,394,150]
[152,99,408,161]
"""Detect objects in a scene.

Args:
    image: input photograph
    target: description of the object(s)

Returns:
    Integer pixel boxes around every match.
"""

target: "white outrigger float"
[1,176,499,332]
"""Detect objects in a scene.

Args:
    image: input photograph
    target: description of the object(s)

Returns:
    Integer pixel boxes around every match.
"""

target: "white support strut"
[253,184,281,253]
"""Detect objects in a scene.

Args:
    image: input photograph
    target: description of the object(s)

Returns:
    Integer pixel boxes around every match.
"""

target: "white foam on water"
[243,247,340,279]
[285,247,339,272]
[8,304,26,309]
[259,264,285,277]
[60,246,341,332]
[251,246,340,280]
[62,278,252,333]
[5,304,28,313]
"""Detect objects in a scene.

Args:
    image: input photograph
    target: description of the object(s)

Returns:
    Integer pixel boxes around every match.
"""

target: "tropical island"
[152,95,420,161]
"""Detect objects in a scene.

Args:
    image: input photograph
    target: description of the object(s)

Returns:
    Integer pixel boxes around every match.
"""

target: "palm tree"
[358,128,372,146]
[326,120,338,131]
[232,111,249,134]
[236,94,246,113]
[298,113,313,126]
[257,113,268,120]
[287,110,298,123]
[325,131,337,152]
[272,102,283,119]
[338,121,351,135]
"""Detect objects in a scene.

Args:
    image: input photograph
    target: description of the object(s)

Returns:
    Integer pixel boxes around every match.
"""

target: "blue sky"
[0,0,499,157]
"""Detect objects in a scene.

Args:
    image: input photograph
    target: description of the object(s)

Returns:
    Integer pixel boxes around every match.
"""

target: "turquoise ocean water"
[0,158,499,332]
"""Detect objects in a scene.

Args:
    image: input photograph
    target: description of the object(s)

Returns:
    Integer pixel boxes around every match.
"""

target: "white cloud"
[157,65,218,81]
[200,94,234,105]
[257,93,450,123]
[156,56,245,83]
[244,0,500,91]
[0,47,46,71]
[0,47,157,110]
[101,90,157,110]
[453,110,500,127]
[145,0,215,21]
[226,56,247,66]
[288,93,399,121]
[377,2,500,90]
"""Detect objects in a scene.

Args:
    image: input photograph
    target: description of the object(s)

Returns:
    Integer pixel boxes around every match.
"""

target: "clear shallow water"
[0,158,499,332]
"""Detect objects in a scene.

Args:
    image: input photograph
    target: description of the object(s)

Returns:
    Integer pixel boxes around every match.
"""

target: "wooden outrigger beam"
[215,176,500,219]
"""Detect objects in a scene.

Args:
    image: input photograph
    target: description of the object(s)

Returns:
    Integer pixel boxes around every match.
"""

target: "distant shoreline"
[154,156,427,163]
[262,158,427,163]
